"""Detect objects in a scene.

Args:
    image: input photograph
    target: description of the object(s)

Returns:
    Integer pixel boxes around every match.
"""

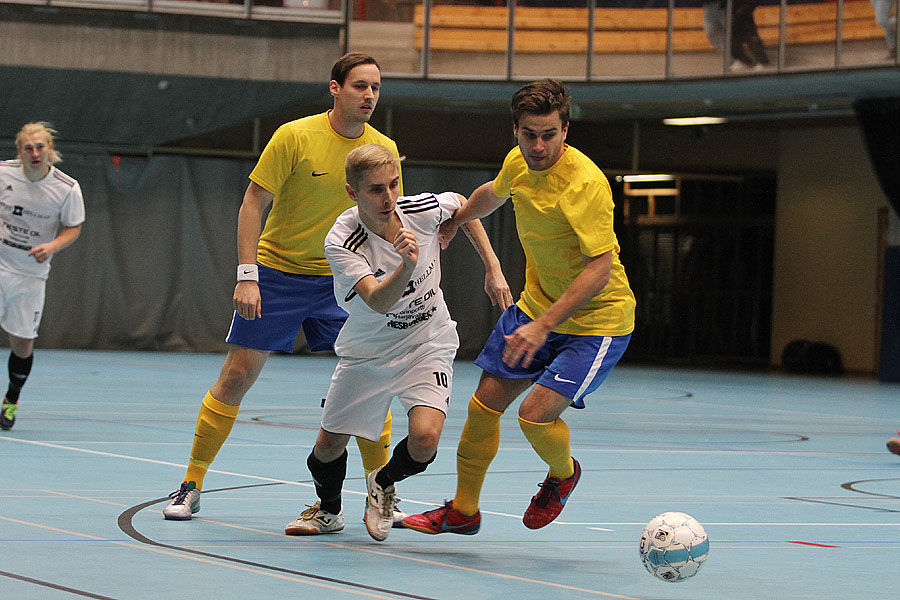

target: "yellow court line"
[194,519,643,599]
[40,489,129,507]
[0,515,407,600]
[7,439,645,599]
[349,545,644,600]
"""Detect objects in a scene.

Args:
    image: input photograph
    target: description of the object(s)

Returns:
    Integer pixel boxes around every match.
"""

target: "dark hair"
[331,53,380,86]
[511,79,571,127]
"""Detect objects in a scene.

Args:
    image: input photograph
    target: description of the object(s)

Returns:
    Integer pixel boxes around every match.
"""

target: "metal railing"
[2,0,897,79]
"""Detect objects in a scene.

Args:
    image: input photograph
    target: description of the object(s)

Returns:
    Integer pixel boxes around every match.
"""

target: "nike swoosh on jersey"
[311,171,328,177]
[554,374,577,384]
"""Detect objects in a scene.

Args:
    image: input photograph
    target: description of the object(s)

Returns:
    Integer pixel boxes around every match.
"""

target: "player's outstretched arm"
[353,227,418,314]
[233,181,274,320]
[438,180,507,250]
[456,194,514,309]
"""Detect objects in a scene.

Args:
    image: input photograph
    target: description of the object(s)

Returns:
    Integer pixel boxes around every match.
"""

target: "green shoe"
[1,397,17,430]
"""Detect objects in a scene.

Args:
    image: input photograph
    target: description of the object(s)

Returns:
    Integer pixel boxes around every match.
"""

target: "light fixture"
[662,116,727,126]
[619,174,676,183]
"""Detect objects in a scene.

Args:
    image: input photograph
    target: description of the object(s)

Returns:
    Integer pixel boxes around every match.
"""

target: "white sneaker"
[362,496,408,527]
[163,482,201,520]
[391,497,408,527]
[364,467,396,542]
[285,502,344,535]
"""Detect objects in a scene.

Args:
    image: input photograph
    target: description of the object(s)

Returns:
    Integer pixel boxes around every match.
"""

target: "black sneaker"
[1,396,17,430]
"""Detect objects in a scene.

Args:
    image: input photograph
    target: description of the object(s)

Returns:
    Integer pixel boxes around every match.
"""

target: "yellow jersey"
[249,111,402,275]
[492,144,635,336]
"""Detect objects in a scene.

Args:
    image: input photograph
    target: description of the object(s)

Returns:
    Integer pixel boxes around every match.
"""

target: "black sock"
[307,449,347,515]
[375,436,435,489]
[6,352,33,404]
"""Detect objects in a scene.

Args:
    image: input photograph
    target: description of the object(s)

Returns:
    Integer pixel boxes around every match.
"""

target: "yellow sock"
[454,395,503,516]
[518,416,574,480]
[356,410,392,475]
[183,392,239,490]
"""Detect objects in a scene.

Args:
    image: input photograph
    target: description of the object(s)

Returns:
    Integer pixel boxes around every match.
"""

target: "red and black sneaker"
[887,432,900,456]
[402,500,481,535]
[522,458,581,530]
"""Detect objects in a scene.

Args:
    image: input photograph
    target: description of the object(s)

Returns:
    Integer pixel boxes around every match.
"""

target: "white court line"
[20,441,314,447]
[10,437,896,529]
[586,522,900,526]
[0,436,313,489]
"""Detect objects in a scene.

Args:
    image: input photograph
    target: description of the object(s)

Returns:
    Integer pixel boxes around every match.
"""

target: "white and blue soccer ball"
[638,512,709,582]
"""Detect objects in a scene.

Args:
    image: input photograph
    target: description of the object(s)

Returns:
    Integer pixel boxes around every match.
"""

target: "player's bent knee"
[409,433,440,459]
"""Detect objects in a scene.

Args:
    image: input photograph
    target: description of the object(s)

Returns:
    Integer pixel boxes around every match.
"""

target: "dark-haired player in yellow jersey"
[161,53,514,523]
[404,79,635,535]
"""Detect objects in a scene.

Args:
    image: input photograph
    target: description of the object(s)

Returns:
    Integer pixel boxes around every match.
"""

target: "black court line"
[842,478,900,498]
[118,482,439,600]
[0,569,119,599]
[784,496,900,512]
[784,477,900,513]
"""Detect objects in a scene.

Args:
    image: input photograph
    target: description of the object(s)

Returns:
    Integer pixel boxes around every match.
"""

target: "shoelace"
[168,482,192,505]
[425,501,454,525]
[300,504,322,520]
[532,479,561,508]
[380,488,396,519]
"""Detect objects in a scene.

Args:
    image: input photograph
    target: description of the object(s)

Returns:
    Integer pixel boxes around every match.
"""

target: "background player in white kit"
[284,143,509,542]
[0,122,85,430]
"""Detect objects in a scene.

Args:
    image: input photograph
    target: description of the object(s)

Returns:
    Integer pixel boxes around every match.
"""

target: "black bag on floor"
[781,339,844,375]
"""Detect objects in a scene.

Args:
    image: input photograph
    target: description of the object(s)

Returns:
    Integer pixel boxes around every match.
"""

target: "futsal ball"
[638,512,709,582]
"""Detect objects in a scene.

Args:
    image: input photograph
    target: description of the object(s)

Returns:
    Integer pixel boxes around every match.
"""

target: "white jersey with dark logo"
[324,191,461,359]
[0,161,85,279]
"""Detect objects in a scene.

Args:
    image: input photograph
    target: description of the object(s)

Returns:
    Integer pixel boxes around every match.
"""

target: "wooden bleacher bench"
[413,2,883,53]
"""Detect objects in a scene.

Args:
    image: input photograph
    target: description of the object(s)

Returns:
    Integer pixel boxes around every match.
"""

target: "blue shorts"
[225,263,347,353]
[474,305,631,408]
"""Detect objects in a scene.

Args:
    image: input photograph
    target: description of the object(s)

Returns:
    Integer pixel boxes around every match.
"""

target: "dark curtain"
[854,97,900,218]
[31,154,517,357]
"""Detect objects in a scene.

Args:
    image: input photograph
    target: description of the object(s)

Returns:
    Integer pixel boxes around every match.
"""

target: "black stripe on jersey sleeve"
[397,194,440,215]
[342,224,368,252]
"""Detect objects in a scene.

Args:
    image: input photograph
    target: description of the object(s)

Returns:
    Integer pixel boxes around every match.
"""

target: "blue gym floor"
[1,350,898,599]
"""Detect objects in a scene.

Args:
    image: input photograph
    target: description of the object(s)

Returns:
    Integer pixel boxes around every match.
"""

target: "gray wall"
[773,126,891,373]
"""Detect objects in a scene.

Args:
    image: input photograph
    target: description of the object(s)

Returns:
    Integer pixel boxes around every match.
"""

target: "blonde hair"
[345,143,403,190]
[16,122,62,164]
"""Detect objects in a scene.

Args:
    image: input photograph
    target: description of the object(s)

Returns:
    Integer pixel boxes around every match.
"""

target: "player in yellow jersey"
[404,79,636,535]
[161,54,509,523]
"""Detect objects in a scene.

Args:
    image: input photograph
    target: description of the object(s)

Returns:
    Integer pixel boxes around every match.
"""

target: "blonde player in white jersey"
[0,122,85,430]
[283,143,509,542]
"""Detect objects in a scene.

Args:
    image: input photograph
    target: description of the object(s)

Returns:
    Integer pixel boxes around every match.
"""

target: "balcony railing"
[2,0,897,79]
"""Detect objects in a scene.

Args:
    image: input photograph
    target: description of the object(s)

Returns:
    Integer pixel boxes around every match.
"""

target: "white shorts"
[0,269,46,339]
[321,336,457,441]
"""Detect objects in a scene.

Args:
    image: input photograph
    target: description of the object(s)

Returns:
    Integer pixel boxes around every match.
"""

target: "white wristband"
[237,263,259,282]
